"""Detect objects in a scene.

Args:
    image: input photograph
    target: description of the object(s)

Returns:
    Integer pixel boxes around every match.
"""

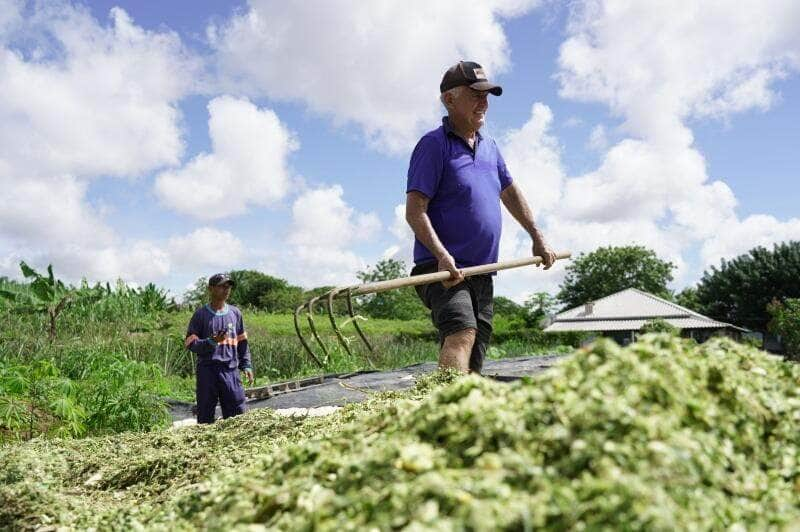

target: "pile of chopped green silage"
[3,335,800,530]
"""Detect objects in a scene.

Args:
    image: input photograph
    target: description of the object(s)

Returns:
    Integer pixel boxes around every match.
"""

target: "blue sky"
[1,0,798,301]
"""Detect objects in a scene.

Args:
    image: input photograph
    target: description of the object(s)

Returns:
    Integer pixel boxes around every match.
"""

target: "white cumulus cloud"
[701,215,800,268]
[545,0,800,287]
[0,241,172,286]
[499,102,564,217]
[167,227,246,270]
[0,4,199,178]
[209,0,541,153]
[0,3,199,284]
[557,0,800,145]
[155,96,297,220]
[381,203,415,265]
[0,172,113,247]
[278,185,381,287]
[587,124,608,152]
[493,104,570,299]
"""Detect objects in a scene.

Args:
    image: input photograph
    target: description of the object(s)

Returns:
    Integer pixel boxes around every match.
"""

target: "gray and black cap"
[208,273,235,287]
[440,61,502,96]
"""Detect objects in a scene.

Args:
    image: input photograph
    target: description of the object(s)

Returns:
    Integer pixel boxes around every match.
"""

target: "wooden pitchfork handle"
[346,251,572,297]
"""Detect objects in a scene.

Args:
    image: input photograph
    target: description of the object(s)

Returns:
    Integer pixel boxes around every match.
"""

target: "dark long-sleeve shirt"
[185,304,252,370]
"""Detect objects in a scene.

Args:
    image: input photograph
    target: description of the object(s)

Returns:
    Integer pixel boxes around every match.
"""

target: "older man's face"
[449,88,489,131]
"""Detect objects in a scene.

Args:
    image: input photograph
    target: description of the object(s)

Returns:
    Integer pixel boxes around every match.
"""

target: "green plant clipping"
[640,318,680,335]
[3,335,800,529]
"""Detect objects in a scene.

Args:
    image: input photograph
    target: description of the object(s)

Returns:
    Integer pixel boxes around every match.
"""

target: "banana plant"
[0,262,81,341]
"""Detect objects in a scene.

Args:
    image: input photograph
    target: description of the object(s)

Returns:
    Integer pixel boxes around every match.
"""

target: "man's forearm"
[405,191,463,282]
[406,210,450,259]
[237,342,252,370]
[501,183,544,239]
[186,335,215,355]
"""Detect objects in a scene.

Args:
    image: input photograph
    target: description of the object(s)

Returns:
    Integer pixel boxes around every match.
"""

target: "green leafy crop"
[3,335,800,530]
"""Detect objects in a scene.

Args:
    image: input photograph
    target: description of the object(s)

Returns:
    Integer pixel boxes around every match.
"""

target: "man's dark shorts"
[411,261,494,374]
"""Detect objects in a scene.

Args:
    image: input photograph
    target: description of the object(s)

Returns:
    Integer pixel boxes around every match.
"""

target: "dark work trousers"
[411,262,494,374]
[196,365,247,424]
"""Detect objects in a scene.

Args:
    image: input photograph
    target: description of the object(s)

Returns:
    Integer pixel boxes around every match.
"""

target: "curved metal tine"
[306,296,331,367]
[327,287,355,358]
[346,288,377,369]
[294,304,325,369]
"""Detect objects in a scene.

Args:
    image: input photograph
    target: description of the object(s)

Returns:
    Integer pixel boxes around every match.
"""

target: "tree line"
[555,241,800,356]
[4,241,799,355]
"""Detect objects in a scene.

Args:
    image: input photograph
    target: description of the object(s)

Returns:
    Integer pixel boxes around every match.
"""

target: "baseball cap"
[440,61,502,96]
[208,273,235,287]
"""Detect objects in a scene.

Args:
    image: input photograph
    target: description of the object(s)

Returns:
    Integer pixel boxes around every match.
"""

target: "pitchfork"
[293,252,571,370]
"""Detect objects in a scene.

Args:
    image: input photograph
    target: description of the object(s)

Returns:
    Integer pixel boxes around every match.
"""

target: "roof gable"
[555,288,708,321]
[545,288,746,332]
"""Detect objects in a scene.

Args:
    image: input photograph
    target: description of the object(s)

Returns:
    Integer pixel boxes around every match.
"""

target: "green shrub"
[356,259,428,320]
[72,350,171,434]
[0,347,171,441]
[768,298,800,359]
[640,318,680,335]
[0,359,86,441]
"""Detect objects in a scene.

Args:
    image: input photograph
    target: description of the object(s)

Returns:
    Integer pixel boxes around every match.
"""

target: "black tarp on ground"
[169,354,567,422]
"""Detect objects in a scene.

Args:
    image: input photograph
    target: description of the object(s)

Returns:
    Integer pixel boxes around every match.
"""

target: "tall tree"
[356,259,427,320]
[523,292,559,328]
[556,245,675,310]
[493,296,524,318]
[183,270,305,312]
[697,241,800,330]
[182,277,209,309]
[674,286,703,313]
[227,270,295,309]
[258,285,305,314]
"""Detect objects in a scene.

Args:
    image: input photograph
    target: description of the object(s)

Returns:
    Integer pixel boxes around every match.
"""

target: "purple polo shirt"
[406,117,513,268]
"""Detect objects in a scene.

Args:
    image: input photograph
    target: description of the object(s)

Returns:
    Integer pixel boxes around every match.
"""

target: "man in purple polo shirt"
[185,273,254,424]
[406,60,556,374]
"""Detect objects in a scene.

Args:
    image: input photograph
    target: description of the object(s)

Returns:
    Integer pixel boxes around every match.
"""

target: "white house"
[544,288,746,345]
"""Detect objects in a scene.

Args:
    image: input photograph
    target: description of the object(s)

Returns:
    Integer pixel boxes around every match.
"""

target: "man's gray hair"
[440,86,465,111]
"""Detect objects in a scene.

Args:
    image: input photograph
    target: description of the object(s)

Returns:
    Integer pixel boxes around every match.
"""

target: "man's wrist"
[433,249,451,261]
[529,228,546,243]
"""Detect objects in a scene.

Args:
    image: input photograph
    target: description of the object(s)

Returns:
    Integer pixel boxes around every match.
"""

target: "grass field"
[151,310,575,401]
[0,301,577,441]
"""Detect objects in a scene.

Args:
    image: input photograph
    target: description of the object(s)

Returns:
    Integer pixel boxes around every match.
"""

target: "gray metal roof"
[546,317,734,332]
[544,288,745,332]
